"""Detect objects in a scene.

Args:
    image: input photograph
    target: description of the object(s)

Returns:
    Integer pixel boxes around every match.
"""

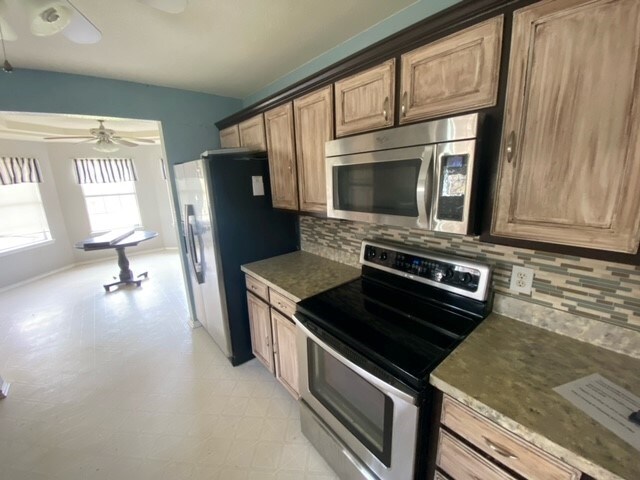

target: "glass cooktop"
[296,277,480,390]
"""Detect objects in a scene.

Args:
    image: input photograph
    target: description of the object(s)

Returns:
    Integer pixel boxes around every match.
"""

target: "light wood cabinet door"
[239,114,267,151]
[334,59,395,137]
[264,103,299,210]
[247,292,274,373]
[294,86,334,213]
[492,0,640,253]
[271,309,299,399]
[399,16,503,124]
[219,125,240,148]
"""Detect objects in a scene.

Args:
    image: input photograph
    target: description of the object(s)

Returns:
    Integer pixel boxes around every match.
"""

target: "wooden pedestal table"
[76,230,158,292]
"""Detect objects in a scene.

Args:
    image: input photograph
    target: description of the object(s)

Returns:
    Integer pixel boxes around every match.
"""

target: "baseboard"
[0,264,75,294]
[0,249,181,293]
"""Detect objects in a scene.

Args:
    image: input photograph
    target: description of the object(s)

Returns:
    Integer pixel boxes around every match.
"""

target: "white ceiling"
[0,0,417,99]
[0,112,160,143]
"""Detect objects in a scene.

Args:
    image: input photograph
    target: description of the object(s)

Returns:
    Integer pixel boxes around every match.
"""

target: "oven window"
[308,340,393,466]
[333,159,421,217]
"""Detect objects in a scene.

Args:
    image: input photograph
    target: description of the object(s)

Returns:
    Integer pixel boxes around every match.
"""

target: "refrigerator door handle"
[185,204,205,284]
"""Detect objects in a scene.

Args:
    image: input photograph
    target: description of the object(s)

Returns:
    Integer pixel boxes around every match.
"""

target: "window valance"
[0,157,43,185]
[74,158,138,184]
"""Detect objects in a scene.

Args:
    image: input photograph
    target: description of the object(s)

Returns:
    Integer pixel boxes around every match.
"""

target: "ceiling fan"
[44,120,158,153]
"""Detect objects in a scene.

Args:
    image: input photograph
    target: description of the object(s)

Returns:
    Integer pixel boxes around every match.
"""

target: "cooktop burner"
[295,240,493,390]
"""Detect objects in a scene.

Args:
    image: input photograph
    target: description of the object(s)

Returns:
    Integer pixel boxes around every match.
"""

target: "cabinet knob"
[506,130,517,164]
[382,96,389,122]
[401,92,407,117]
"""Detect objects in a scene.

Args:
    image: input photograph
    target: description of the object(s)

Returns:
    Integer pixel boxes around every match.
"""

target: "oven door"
[327,145,435,229]
[295,314,420,480]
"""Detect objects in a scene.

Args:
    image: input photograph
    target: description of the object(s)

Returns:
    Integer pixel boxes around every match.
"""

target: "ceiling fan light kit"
[93,139,119,153]
[28,0,72,37]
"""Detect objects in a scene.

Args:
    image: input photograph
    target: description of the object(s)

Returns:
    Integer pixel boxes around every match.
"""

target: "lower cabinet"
[271,308,299,398]
[245,274,300,399]
[246,291,274,373]
[434,395,581,480]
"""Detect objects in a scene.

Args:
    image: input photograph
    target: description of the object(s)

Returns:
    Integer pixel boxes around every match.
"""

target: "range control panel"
[361,241,492,301]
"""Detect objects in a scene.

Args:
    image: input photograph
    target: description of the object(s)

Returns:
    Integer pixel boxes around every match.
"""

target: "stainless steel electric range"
[293,240,493,480]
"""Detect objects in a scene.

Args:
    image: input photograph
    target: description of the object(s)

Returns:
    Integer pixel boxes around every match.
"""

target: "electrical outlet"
[510,266,534,295]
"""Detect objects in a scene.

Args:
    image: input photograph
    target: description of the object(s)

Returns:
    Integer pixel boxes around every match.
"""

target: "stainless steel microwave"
[326,113,480,235]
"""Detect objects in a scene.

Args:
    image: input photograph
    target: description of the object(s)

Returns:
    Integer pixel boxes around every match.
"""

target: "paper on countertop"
[554,373,640,451]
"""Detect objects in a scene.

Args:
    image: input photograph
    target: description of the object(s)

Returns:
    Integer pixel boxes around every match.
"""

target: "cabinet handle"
[265,335,270,347]
[506,131,517,164]
[382,96,389,122]
[401,92,407,117]
[482,436,518,460]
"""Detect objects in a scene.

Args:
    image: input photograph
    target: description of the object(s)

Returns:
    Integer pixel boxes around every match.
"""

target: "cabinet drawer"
[269,289,297,318]
[245,275,268,301]
[441,396,580,480]
[437,430,516,480]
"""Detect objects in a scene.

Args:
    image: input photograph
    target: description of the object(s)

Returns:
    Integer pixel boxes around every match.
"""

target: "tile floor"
[0,251,338,480]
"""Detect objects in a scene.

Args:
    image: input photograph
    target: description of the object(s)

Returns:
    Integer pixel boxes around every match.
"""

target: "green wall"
[0,69,242,166]
[242,0,463,107]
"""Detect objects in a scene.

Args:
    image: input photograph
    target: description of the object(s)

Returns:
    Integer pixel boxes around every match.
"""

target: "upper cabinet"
[239,114,267,151]
[219,125,240,148]
[334,59,395,137]
[294,86,334,213]
[264,102,299,211]
[491,0,640,254]
[399,16,503,124]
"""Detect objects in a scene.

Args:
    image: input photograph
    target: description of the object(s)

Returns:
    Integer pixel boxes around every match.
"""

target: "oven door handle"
[416,145,435,228]
[294,315,419,406]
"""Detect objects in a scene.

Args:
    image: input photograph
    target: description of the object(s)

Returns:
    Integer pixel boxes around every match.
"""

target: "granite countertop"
[431,313,640,480]
[241,250,361,302]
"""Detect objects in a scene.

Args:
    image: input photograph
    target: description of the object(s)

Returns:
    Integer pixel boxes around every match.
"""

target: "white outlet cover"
[251,176,264,196]
[510,265,534,295]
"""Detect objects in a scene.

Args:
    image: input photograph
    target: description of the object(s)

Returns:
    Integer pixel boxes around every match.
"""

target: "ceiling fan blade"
[0,0,17,41]
[138,0,188,14]
[63,0,102,44]
[111,138,139,147]
[44,135,95,140]
[113,136,157,144]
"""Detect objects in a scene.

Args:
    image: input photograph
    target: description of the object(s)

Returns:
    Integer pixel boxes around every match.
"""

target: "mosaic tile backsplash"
[299,216,640,331]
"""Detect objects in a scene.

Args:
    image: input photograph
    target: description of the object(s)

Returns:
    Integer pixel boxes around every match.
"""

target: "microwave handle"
[416,145,435,228]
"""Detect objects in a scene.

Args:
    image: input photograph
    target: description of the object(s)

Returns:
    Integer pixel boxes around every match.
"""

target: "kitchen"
[0,0,638,479]
[179,0,640,479]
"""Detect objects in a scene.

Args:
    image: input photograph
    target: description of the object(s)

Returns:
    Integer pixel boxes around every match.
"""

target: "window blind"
[73,158,138,184]
[0,157,43,185]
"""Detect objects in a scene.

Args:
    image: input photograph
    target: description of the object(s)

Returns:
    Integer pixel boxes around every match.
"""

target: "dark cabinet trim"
[216,0,514,129]
[217,0,640,265]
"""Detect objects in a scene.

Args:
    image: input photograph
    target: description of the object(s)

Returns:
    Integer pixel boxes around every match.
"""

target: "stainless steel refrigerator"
[173,149,298,365]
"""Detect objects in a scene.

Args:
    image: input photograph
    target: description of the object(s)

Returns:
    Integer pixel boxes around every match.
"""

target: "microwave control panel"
[363,244,480,293]
[437,154,469,222]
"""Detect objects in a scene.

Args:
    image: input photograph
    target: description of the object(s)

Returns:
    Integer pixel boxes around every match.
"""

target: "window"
[81,181,142,233]
[0,183,52,253]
